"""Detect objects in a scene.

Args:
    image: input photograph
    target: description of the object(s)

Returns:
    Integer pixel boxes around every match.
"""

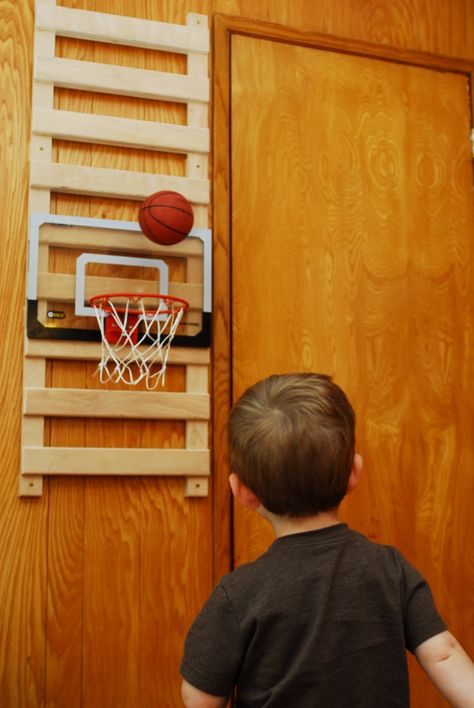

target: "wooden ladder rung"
[33,109,210,154]
[29,162,210,204]
[24,388,210,420]
[22,446,210,476]
[35,56,210,103]
[36,3,210,54]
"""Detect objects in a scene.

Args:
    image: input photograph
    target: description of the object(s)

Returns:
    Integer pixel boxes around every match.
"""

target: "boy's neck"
[262,508,341,538]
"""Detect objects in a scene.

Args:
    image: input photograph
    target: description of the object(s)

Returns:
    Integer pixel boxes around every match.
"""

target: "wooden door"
[214,17,474,707]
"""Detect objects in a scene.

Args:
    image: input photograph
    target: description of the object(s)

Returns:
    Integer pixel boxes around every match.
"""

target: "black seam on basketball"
[140,204,193,217]
[141,212,190,235]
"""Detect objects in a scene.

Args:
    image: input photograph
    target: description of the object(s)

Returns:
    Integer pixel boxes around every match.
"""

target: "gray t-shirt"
[180,524,446,707]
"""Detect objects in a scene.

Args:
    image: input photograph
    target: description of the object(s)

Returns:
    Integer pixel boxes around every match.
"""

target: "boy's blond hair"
[228,373,355,517]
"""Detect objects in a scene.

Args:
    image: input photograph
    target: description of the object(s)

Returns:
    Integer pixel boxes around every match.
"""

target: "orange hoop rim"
[89,292,189,316]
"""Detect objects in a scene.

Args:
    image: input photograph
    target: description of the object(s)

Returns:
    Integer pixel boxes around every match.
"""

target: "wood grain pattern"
[0,0,49,704]
[36,271,203,305]
[212,0,474,60]
[82,476,142,707]
[46,5,207,708]
[2,0,474,706]
[226,30,474,707]
[39,222,205,255]
[33,107,210,153]
[47,15,209,706]
[45,363,86,708]
[23,446,210,476]
[36,3,209,52]
[140,476,213,706]
[26,337,210,364]
[36,55,210,102]
[24,388,209,419]
[30,161,210,202]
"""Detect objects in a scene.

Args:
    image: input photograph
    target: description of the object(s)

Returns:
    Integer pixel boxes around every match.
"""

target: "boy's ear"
[229,473,261,510]
[347,453,363,494]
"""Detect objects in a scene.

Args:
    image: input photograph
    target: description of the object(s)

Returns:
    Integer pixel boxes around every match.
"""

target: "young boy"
[180,373,474,707]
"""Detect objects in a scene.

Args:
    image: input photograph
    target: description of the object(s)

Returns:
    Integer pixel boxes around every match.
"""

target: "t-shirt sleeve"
[396,551,447,653]
[180,581,245,697]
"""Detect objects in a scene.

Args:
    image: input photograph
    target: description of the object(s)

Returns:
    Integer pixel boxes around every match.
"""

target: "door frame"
[211,12,474,581]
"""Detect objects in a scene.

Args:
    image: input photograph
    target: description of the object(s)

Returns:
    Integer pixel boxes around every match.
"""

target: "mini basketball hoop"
[90,292,189,389]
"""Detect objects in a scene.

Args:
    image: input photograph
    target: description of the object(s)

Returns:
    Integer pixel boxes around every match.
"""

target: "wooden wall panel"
[45,365,86,707]
[82,477,142,707]
[42,13,209,702]
[1,0,473,706]
[0,1,48,704]
[140,479,213,707]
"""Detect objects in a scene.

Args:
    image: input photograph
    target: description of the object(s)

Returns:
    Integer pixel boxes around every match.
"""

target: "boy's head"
[228,373,356,517]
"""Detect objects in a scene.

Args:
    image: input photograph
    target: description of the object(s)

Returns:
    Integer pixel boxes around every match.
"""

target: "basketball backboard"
[26,212,211,347]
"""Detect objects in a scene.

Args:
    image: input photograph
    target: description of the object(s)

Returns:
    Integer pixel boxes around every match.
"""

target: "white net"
[91,294,188,390]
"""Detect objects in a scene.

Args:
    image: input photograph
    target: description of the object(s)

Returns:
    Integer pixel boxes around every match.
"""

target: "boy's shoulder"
[219,524,409,607]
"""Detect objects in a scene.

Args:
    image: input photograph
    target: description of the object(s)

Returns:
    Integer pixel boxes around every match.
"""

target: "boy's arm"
[415,630,474,707]
[181,679,228,708]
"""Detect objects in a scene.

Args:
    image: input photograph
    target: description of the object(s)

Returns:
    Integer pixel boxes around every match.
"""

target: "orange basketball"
[138,191,194,246]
